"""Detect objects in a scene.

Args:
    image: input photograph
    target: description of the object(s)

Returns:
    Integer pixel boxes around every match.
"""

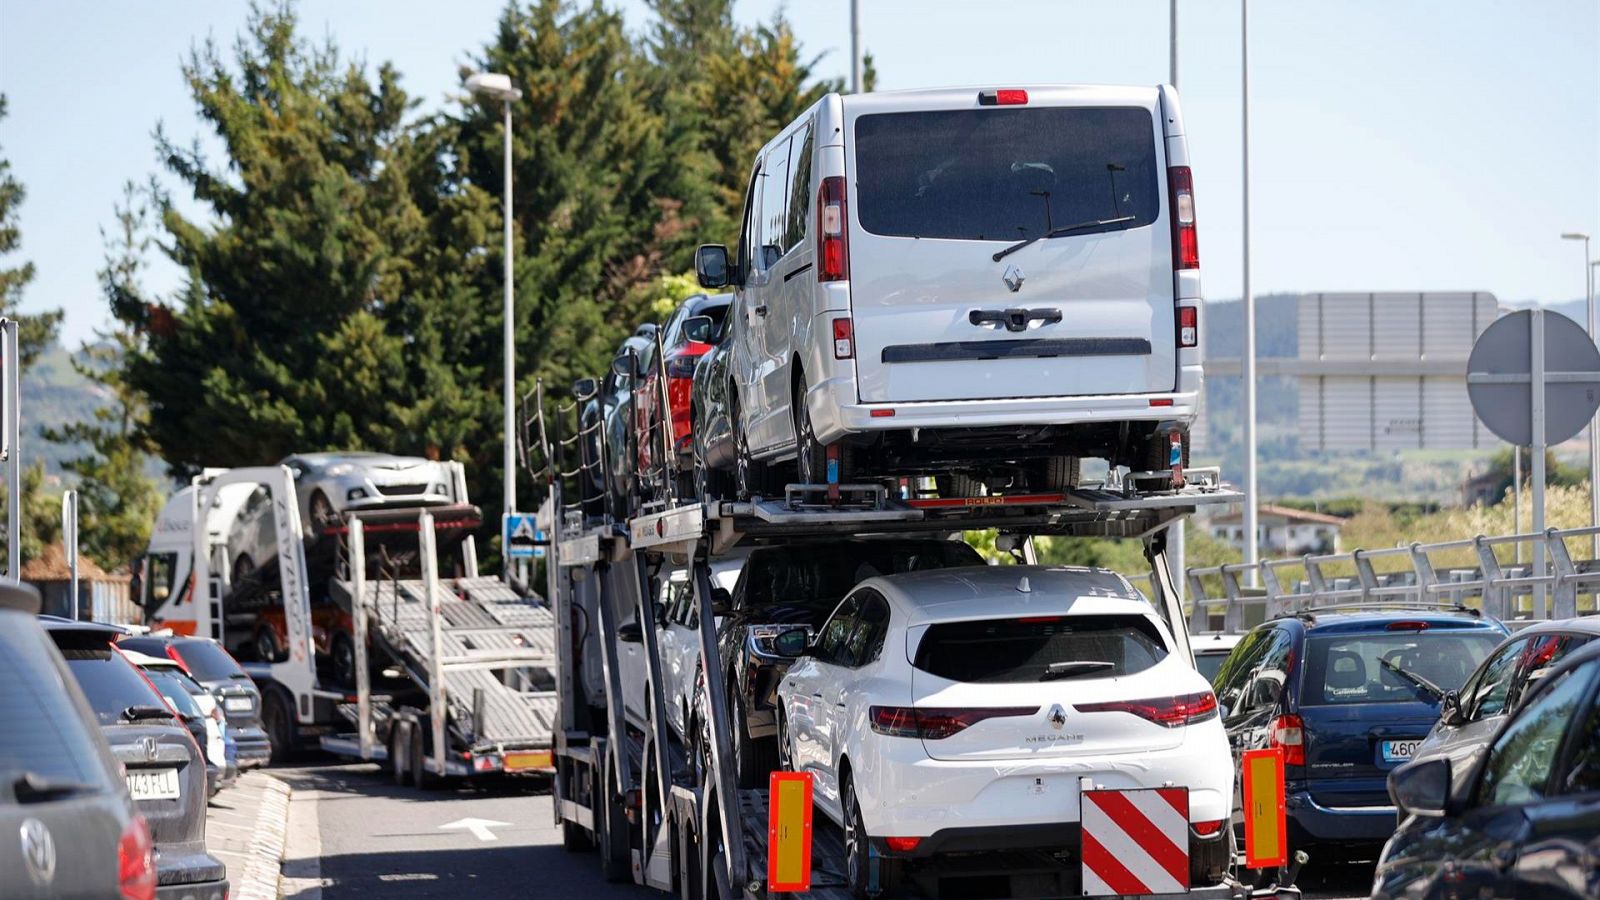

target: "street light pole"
[466,72,524,577]
[1167,0,1185,602]
[850,0,863,93]
[1170,0,1179,87]
[1563,231,1596,550]
[1241,0,1259,582]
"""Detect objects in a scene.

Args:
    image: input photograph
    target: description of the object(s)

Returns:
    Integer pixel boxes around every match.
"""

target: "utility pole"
[850,0,863,93]
[1168,0,1186,604]
[1562,231,1596,555]
[1241,0,1259,583]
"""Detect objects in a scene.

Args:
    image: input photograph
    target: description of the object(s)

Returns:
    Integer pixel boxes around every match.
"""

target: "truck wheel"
[410,720,441,791]
[597,764,631,882]
[562,819,594,852]
[390,721,411,786]
[262,688,295,765]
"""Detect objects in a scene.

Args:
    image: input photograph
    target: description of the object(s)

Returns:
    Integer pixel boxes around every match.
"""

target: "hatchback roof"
[1285,608,1504,635]
[1493,615,1600,637]
[39,616,127,637]
[866,565,1148,626]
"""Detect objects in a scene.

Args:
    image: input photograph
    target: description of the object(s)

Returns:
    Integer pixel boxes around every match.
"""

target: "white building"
[1209,504,1345,556]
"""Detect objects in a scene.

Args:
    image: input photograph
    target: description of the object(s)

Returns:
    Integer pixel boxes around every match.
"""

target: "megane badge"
[21,818,55,886]
[1047,704,1068,730]
[1003,264,1025,293]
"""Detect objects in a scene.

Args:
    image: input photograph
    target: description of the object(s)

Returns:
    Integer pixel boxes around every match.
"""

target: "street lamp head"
[1561,232,1591,242]
[464,71,522,102]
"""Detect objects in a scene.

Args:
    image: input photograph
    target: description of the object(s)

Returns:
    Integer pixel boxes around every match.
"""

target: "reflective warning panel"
[767,771,813,892]
[1081,787,1189,896]
[1242,748,1288,869]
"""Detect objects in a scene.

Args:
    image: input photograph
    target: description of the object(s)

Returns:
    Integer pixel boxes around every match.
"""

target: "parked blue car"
[1214,608,1507,860]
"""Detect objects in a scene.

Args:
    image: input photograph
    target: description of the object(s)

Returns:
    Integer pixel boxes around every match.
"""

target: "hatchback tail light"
[119,815,157,900]
[884,836,922,853]
[1269,714,1306,766]
[1168,166,1198,270]
[1191,819,1226,837]
[817,176,850,282]
[868,705,1036,740]
[1075,691,1218,728]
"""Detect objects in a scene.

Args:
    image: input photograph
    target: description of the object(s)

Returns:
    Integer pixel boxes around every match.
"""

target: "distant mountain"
[21,343,105,480]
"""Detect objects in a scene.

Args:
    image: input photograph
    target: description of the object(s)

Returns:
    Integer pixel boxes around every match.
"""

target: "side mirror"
[772,627,811,658]
[617,620,643,644]
[696,244,731,289]
[1389,757,1452,818]
[682,315,715,344]
[611,352,640,379]
[1440,690,1463,726]
[710,587,732,617]
[571,377,598,399]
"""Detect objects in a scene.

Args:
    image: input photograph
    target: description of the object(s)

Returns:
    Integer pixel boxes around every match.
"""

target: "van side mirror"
[1440,690,1463,726]
[617,620,643,644]
[682,315,715,344]
[611,352,640,379]
[696,244,731,289]
[1388,757,1452,818]
[773,628,811,658]
[571,377,598,399]
[710,587,732,617]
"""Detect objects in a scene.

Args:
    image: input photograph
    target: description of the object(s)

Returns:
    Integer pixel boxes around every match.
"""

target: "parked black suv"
[120,635,272,768]
[711,538,985,786]
[0,585,159,899]
[47,620,228,899]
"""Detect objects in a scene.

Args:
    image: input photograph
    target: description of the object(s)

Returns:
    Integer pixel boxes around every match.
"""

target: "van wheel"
[1029,456,1081,491]
[732,396,765,499]
[793,373,830,487]
[935,474,985,498]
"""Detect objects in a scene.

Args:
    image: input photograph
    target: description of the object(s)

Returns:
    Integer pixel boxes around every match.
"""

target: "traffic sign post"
[504,512,542,559]
[1468,309,1600,613]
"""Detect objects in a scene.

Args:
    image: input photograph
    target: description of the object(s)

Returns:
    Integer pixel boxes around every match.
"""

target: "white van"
[694,85,1202,494]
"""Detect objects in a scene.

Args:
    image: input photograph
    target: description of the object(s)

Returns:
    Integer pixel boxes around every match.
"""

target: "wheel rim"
[844,783,863,889]
[729,694,744,780]
[334,639,355,684]
[795,399,817,486]
[311,492,335,528]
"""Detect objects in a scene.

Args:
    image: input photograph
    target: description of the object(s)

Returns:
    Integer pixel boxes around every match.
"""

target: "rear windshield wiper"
[1379,658,1445,701]
[120,705,176,722]
[1040,660,1116,681]
[8,771,98,803]
[992,216,1136,263]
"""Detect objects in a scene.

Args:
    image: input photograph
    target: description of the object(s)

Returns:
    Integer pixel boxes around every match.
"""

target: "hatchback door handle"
[755,305,769,317]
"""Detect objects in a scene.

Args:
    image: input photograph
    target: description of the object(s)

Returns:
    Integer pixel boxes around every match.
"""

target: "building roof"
[20,543,126,583]
[1211,504,1347,527]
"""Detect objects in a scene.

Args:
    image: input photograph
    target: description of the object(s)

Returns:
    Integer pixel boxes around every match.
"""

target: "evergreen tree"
[0,94,63,365]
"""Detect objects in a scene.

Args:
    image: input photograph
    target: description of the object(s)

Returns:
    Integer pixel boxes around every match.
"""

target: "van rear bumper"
[1285,790,1400,845]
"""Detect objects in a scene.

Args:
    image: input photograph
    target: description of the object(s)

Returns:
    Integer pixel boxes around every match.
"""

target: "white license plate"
[224,697,253,712]
[126,768,181,801]
[1381,740,1421,763]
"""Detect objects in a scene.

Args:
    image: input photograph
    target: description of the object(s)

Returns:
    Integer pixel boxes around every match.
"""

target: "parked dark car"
[1376,640,1600,899]
[690,317,741,500]
[120,635,272,768]
[45,619,227,899]
[0,585,159,899]
[633,292,732,498]
[598,327,658,519]
[1408,617,1598,806]
[710,538,986,787]
[1215,609,1505,860]
[139,661,224,797]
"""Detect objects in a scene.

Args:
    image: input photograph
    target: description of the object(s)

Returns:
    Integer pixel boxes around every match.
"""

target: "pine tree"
[0,94,63,365]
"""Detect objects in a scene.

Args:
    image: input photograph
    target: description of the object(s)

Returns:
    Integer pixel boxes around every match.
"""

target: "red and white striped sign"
[1081,787,1190,896]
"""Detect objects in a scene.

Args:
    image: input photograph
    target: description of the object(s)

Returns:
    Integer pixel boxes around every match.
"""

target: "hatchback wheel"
[254,627,282,664]
[845,776,901,898]
[310,490,338,531]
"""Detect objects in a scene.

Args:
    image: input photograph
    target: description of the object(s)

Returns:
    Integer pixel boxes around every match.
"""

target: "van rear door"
[844,88,1176,404]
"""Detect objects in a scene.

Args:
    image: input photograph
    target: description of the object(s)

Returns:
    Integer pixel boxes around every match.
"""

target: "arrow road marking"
[440,817,512,842]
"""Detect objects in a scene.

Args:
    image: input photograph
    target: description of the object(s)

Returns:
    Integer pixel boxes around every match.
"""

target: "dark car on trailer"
[1214,608,1505,862]
[120,634,273,768]
[45,619,227,899]
[1377,640,1600,899]
[0,584,160,899]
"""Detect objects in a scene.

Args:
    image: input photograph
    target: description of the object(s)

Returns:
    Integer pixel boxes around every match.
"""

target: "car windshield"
[739,541,983,621]
[0,619,114,793]
[59,648,171,726]
[913,614,1168,684]
[1195,651,1231,685]
[171,640,248,682]
[1302,631,1501,706]
[145,670,203,719]
[853,106,1159,241]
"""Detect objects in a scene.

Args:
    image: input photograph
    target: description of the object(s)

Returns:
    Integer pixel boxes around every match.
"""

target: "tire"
[597,764,631,882]
[730,690,777,789]
[410,720,441,791]
[262,689,295,765]
[562,820,594,852]
[793,373,827,487]
[389,722,411,787]
[732,395,757,499]
[331,633,357,688]
[935,474,985,499]
[254,627,282,664]
[1029,456,1081,491]
[776,708,795,772]
[232,554,255,584]
[310,490,337,532]
[845,775,902,899]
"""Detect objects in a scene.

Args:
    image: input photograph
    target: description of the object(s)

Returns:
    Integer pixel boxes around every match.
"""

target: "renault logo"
[20,818,55,886]
[1002,264,1025,293]
[1047,704,1068,730]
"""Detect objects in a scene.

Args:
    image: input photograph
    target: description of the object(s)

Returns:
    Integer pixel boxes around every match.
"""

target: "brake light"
[665,354,698,379]
[817,176,850,281]
[1168,166,1198,270]
[1075,691,1218,728]
[869,705,1036,740]
[1191,819,1225,837]
[869,408,895,418]
[884,836,922,852]
[1269,714,1305,766]
[977,89,1028,106]
[832,317,854,359]
[1177,306,1198,348]
[118,815,157,900]
[1387,621,1431,631]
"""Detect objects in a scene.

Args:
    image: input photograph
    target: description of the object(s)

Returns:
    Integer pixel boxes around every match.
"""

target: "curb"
[232,773,292,900]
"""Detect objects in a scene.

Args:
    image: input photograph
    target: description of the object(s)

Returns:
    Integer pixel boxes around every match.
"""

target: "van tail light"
[1177,306,1198,348]
[1168,166,1198,270]
[832,317,854,359]
[977,89,1029,106]
[1269,714,1306,766]
[1075,691,1218,728]
[119,814,157,900]
[817,176,850,281]
[869,705,1036,740]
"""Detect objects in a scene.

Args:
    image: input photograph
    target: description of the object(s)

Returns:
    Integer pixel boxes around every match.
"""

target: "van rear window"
[914,615,1168,684]
[853,107,1159,241]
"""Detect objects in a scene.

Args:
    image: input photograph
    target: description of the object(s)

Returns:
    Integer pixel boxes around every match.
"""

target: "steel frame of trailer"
[547,472,1241,900]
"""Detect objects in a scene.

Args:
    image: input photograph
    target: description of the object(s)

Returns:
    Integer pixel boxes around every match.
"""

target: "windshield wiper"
[992,215,1136,263]
[1380,658,1445,701]
[8,771,97,803]
[1040,660,1116,681]
[120,705,176,722]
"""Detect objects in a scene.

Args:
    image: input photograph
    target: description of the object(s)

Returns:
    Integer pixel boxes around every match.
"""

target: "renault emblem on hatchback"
[1047,704,1068,730]
[21,818,55,886]
[1003,264,1025,293]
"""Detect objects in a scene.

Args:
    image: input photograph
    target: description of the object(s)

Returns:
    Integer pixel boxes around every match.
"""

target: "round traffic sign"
[1467,309,1600,446]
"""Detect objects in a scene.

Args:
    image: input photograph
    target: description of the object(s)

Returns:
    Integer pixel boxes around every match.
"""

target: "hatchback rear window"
[145,670,203,719]
[1303,631,1500,706]
[0,619,114,793]
[854,106,1159,241]
[914,614,1168,684]
[60,649,171,726]
[170,641,247,682]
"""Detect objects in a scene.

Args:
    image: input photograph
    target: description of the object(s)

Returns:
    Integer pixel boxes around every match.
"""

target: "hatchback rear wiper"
[1379,658,1445,701]
[7,771,98,804]
[120,705,176,722]
[1040,660,1116,681]
[992,216,1136,263]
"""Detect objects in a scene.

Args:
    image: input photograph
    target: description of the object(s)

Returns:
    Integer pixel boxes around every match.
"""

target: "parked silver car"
[285,451,456,534]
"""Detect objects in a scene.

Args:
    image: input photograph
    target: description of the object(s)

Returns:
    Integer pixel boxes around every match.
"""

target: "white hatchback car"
[774,565,1230,895]
[695,84,1202,494]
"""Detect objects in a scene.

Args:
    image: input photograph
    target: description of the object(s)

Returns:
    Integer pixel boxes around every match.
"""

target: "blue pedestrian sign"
[504,513,542,559]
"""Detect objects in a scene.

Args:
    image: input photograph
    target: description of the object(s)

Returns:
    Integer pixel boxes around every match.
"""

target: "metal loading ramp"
[335,575,559,749]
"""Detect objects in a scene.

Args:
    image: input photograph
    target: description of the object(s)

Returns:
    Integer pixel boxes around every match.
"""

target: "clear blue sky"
[1,0,1596,348]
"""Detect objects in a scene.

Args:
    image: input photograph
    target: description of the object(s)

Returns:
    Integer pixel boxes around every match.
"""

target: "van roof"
[840,83,1161,113]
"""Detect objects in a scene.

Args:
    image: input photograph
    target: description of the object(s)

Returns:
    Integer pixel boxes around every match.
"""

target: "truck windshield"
[853,106,1159,242]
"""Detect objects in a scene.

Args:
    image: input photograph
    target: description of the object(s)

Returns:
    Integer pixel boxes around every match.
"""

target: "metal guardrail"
[1185,525,1600,633]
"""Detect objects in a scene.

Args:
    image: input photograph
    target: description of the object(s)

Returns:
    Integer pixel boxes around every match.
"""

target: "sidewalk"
[205,769,292,900]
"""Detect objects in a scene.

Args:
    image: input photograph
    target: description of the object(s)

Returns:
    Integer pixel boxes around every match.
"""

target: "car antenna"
[1017,576,1032,593]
